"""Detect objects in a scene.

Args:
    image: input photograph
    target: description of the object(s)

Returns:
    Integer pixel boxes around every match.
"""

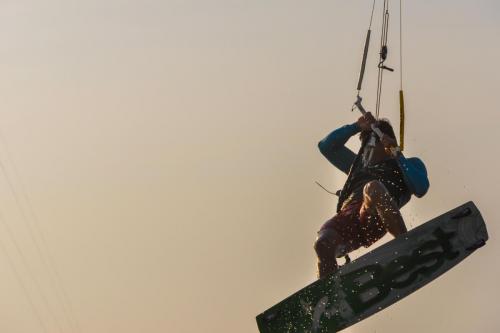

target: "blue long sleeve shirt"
[318,123,429,208]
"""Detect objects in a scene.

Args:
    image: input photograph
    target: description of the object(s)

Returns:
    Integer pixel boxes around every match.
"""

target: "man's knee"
[314,234,333,256]
[314,229,346,259]
[363,180,389,202]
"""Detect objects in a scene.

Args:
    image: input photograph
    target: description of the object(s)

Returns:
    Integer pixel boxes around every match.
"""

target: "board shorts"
[319,198,387,253]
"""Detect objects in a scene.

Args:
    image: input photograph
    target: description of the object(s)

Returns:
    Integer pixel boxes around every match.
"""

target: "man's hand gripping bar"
[353,96,401,156]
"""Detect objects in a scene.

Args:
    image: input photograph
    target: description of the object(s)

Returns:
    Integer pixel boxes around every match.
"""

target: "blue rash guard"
[318,122,429,211]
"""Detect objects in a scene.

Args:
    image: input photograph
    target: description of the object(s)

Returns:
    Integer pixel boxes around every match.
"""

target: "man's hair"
[360,118,397,146]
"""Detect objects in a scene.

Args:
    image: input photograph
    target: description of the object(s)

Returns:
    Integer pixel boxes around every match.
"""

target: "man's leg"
[314,229,346,279]
[362,180,407,237]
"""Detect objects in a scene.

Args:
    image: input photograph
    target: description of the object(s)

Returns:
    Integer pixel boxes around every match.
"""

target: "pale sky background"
[0,1,497,332]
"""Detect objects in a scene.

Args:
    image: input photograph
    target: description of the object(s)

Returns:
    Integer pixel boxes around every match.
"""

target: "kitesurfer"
[314,112,429,279]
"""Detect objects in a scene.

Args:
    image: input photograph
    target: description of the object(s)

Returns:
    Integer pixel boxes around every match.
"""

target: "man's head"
[360,118,397,147]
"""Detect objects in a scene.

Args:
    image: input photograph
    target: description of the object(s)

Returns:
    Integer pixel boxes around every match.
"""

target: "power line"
[0,131,83,333]
[0,201,62,332]
[0,211,49,333]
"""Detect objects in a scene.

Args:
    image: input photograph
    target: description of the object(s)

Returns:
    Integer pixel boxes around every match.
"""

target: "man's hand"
[357,112,376,131]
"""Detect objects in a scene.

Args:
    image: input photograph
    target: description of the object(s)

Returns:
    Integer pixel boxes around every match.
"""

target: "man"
[314,112,429,279]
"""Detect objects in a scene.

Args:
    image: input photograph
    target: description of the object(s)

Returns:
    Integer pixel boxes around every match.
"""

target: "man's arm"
[397,155,430,198]
[318,123,361,174]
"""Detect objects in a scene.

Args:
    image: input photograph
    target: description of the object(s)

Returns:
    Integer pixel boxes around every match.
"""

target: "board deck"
[256,201,488,333]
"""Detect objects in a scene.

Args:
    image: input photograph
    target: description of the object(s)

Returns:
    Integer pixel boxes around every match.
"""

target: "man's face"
[374,139,389,156]
[366,136,393,161]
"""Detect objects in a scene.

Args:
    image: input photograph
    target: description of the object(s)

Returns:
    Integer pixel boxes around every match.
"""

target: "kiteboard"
[256,201,488,333]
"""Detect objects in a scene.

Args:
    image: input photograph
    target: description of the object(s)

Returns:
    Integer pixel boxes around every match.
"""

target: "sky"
[0,0,498,332]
